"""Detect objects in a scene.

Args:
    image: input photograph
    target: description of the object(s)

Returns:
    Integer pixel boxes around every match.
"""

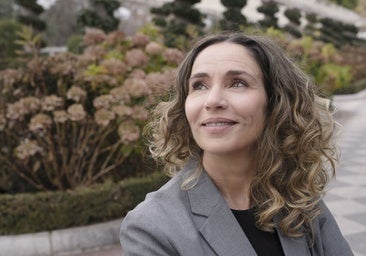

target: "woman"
[120,32,353,256]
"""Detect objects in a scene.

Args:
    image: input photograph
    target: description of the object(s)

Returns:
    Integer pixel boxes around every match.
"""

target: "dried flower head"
[49,53,79,76]
[131,34,150,47]
[146,69,175,94]
[94,109,116,127]
[105,31,125,45]
[118,120,140,143]
[15,139,43,160]
[53,110,69,123]
[21,97,42,113]
[93,94,114,109]
[0,69,21,94]
[128,69,146,79]
[109,86,131,104]
[27,58,46,76]
[111,105,133,117]
[83,28,107,46]
[67,86,87,102]
[42,95,63,111]
[132,105,149,121]
[123,78,150,99]
[6,101,27,120]
[67,104,87,122]
[145,42,164,55]
[83,45,107,61]
[29,113,53,132]
[124,49,149,68]
[163,48,184,65]
[101,59,127,76]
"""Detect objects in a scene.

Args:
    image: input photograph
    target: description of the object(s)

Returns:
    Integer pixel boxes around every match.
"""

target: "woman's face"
[185,42,268,157]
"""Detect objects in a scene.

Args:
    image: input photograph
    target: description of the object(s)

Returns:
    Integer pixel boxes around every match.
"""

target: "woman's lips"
[201,118,238,133]
[203,121,236,127]
[202,118,238,126]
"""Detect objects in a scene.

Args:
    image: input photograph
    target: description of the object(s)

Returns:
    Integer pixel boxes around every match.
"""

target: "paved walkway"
[324,91,366,256]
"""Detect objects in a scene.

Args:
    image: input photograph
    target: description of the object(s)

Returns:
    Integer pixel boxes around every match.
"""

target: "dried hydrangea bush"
[0,28,182,191]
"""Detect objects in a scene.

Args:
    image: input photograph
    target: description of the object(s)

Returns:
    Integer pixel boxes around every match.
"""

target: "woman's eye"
[191,82,207,90]
[231,80,247,88]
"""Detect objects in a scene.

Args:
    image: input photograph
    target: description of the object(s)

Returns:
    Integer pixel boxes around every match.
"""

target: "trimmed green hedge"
[0,172,168,235]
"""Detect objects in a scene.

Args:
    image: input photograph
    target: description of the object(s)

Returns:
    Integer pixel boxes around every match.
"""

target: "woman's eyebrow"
[188,70,258,82]
[188,72,208,81]
[226,70,257,81]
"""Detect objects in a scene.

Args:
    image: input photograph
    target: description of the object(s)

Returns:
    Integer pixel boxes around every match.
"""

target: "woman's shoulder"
[125,170,189,220]
[127,159,201,218]
[311,200,353,255]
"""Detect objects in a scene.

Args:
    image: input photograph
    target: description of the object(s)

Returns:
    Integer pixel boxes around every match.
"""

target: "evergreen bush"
[0,171,168,235]
[0,20,23,70]
[66,34,84,54]
[15,0,46,32]
[284,8,302,26]
[77,0,120,33]
[151,0,204,49]
[257,1,279,29]
[319,17,359,46]
[220,0,247,30]
[283,24,302,38]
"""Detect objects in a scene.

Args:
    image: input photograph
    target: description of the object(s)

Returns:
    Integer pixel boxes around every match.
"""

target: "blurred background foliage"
[0,0,366,232]
[1,0,366,192]
[0,27,181,192]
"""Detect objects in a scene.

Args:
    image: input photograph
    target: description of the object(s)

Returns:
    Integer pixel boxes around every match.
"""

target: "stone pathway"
[324,91,366,256]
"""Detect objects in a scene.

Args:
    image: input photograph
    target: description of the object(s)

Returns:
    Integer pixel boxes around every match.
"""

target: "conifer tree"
[257,1,279,29]
[15,0,46,31]
[220,0,247,30]
[77,0,120,32]
[151,0,205,48]
[283,8,302,38]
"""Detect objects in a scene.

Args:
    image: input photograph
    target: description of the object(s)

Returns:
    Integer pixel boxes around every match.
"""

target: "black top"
[232,208,285,256]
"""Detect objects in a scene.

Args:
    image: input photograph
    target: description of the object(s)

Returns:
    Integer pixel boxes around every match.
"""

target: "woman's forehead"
[190,42,262,79]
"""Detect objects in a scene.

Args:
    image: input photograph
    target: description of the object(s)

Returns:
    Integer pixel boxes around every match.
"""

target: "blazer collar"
[187,170,257,256]
[186,167,311,256]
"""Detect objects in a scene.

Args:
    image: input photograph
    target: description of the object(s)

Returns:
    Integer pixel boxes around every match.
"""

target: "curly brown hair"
[145,32,338,240]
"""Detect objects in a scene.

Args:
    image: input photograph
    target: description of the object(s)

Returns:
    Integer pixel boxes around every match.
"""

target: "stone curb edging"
[333,88,366,101]
[332,89,366,117]
[0,219,121,256]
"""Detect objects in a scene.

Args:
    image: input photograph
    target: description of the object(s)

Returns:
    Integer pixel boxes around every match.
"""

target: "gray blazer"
[120,163,353,256]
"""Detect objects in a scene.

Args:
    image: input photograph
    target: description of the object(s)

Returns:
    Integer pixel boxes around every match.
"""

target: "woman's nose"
[204,87,228,110]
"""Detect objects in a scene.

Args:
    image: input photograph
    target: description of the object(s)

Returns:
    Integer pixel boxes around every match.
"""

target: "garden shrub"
[151,0,204,49]
[319,18,359,47]
[0,28,182,192]
[284,8,302,26]
[257,1,279,29]
[0,171,168,235]
[77,0,120,33]
[220,0,248,30]
[0,20,24,70]
[286,36,353,95]
[66,34,84,54]
[283,24,302,38]
[334,44,366,94]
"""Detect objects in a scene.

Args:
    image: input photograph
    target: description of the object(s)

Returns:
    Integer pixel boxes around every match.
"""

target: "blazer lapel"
[274,214,312,256]
[187,171,257,256]
[277,230,311,256]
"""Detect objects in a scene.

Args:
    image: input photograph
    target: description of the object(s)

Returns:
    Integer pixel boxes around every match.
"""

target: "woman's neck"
[202,152,256,210]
